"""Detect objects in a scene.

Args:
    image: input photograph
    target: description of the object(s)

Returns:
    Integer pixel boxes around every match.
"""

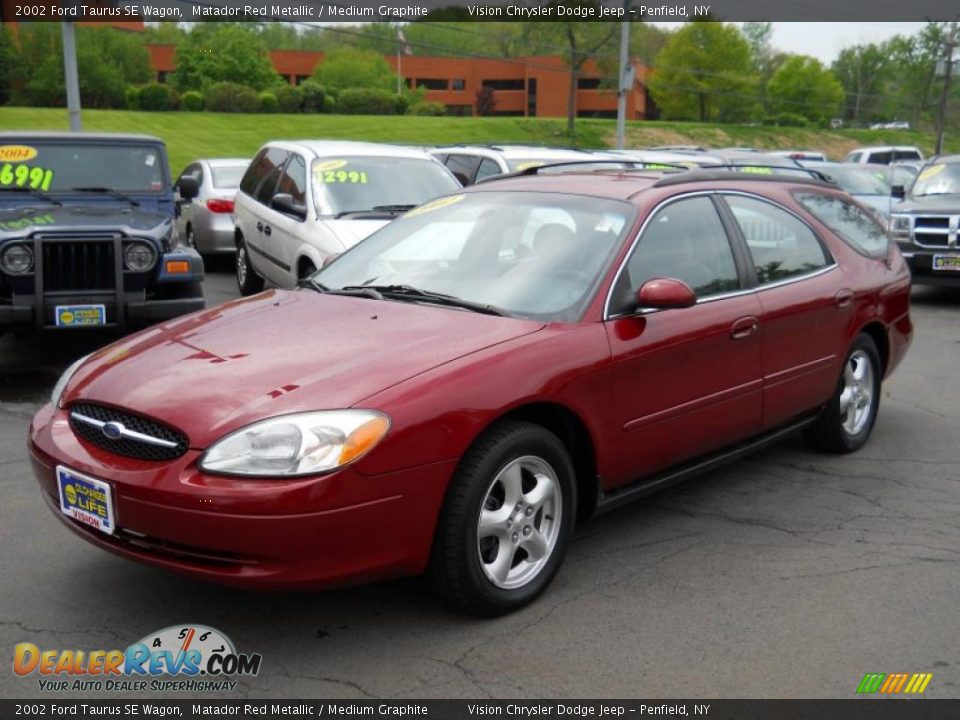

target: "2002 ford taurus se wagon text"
[29,165,913,615]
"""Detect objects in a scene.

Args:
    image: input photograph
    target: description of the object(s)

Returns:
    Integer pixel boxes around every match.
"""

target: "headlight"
[123,241,157,272]
[199,410,391,477]
[0,244,34,274]
[51,353,92,408]
[889,214,911,238]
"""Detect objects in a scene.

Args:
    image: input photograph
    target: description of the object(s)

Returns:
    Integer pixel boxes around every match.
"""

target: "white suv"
[844,146,924,165]
[233,140,460,295]
[429,144,610,186]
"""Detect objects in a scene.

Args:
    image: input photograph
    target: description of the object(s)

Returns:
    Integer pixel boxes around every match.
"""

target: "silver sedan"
[175,158,250,256]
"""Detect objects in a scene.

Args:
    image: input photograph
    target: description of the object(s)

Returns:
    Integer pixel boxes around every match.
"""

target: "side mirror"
[271,193,307,221]
[891,185,906,200]
[177,176,199,200]
[637,278,697,310]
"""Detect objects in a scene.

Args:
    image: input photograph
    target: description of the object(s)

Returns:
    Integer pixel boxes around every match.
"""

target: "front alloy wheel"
[236,237,265,296]
[429,420,576,616]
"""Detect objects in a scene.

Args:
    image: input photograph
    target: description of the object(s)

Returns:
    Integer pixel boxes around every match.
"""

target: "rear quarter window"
[793,192,889,258]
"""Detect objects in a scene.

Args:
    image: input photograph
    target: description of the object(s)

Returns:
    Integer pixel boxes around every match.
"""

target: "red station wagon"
[29,166,913,615]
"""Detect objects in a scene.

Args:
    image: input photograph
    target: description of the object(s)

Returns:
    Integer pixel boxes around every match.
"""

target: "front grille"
[914,217,950,229]
[42,239,115,291]
[913,216,955,248]
[915,232,950,247]
[69,403,188,461]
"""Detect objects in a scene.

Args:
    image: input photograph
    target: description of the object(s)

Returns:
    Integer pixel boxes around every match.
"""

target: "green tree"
[832,44,890,124]
[0,25,17,105]
[648,21,757,122]
[311,48,395,92]
[767,55,844,123]
[171,24,280,93]
[9,25,149,108]
[523,5,620,133]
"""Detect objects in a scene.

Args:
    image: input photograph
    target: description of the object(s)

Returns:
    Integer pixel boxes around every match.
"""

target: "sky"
[651,22,929,63]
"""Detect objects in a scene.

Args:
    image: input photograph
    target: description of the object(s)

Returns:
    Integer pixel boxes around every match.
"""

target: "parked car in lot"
[233,140,460,295]
[0,132,204,333]
[889,155,960,285]
[770,150,828,161]
[174,158,249,258]
[429,144,601,185]
[30,164,912,615]
[801,162,909,219]
[844,146,923,165]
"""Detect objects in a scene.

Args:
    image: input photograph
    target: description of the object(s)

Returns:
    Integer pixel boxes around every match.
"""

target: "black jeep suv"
[0,132,204,332]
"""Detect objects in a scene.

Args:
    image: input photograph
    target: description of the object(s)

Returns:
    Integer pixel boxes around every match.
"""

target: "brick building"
[145,44,655,120]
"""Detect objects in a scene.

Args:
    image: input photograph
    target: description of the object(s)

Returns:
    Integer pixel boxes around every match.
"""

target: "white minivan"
[233,140,461,295]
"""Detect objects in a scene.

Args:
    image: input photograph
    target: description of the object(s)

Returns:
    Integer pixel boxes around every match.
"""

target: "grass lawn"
[0,107,954,174]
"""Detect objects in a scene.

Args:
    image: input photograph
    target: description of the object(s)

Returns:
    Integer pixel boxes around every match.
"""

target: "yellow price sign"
[0,163,54,191]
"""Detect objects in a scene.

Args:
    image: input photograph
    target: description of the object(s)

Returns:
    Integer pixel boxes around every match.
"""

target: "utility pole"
[61,21,82,132]
[935,21,957,157]
[615,10,630,149]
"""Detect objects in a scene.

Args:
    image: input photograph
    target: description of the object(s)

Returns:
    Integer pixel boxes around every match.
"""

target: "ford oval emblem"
[102,421,125,440]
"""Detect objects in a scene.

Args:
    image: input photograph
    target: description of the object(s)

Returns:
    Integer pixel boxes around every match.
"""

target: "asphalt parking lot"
[2,263,959,699]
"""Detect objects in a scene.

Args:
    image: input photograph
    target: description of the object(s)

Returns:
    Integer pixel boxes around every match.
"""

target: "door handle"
[730,316,759,340]
[263,225,272,236]
[256,221,263,233]
[835,289,854,309]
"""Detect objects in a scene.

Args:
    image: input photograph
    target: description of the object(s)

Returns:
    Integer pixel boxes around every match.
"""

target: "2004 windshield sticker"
[315,159,367,184]
[0,145,54,191]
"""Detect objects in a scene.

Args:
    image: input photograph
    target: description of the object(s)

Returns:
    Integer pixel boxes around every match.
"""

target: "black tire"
[184,224,196,249]
[428,420,577,616]
[805,334,882,453]
[236,236,264,296]
[298,259,317,280]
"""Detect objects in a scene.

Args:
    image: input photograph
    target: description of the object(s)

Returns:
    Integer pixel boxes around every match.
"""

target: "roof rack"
[473,159,692,185]
[653,163,837,187]
[431,142,589,152]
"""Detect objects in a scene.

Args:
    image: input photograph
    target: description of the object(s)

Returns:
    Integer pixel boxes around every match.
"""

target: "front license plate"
[57,465,115,535]
[55,304,106,327]
[932,254,960,272]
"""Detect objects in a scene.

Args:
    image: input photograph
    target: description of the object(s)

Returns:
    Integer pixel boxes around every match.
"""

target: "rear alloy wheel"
[429,420,576,616]
[236,236,264,296]
[805,334,882,453]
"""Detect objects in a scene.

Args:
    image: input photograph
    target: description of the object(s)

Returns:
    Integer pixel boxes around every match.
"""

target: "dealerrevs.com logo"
[14,624,262,693]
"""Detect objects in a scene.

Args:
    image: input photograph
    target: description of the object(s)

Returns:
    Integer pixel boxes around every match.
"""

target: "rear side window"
[240,147,288,200]
[725,195,831,285]
[894,150,921,162]
[794,193,889,258]
[867,151,893,165]
[475,157,502,183]
[845,152,862,163]
[443,154,482,185]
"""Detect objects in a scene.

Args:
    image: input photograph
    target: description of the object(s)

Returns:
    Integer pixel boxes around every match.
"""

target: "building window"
[577,77,603,90]
[445,105,473,117]
[416,78,449,90]
[451,79,466,91]
[482,79,525,91]
[157,71,168,84]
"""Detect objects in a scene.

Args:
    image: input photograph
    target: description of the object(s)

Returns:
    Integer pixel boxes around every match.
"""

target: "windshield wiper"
[343,284,509,317]
[69,186,140,207]
[0,186,62,206]
[297,277,328,291]
[334,204,416,219]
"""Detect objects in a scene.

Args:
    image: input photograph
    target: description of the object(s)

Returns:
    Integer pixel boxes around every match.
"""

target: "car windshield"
[0,141,165,193]
[211,165,247,189]
[911,163,960,197]
[821,167,890,195]
[311,156,460,216]
[314,191,635,322]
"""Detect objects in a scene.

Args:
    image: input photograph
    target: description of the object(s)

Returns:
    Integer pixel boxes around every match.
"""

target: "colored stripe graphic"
[858,672,932,694]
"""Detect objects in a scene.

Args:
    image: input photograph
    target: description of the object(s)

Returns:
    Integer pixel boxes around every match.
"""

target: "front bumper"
[901,250,960,286]
[28,403,453,590]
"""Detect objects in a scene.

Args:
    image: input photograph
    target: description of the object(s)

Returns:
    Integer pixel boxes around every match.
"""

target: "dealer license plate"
[55,304,106,327]
[57,465,115,535]
[932,254,960,272]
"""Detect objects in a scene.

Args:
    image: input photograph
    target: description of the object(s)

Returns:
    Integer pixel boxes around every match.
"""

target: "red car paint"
[29,172,913,590]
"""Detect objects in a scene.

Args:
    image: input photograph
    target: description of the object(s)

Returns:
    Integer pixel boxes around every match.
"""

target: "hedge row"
[124,82,444,115]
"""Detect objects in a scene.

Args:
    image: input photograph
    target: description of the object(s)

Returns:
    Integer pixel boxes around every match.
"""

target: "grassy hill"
[0,107,955,173]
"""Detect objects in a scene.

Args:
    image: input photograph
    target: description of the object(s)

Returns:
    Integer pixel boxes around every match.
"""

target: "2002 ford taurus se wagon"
[29,165,913,615]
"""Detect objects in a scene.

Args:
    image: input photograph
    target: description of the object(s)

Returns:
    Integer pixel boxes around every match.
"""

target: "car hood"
[65,289,545,447]
[0,202,171,240]
[896,195,960,215]
[320,218,389,251]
